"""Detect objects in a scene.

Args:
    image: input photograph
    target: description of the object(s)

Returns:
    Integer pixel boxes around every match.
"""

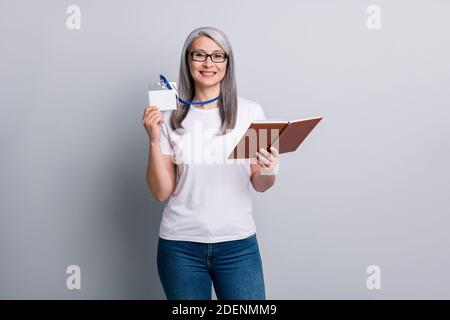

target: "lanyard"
[159,74,221,105]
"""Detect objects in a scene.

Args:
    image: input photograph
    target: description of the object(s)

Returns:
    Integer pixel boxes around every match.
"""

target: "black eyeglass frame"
[189,50,228,63]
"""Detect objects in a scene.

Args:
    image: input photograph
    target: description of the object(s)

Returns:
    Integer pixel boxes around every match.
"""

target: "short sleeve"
[254,103,266,121]
[159,122,174,156]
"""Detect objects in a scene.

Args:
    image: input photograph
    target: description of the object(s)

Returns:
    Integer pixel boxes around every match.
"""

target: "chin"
[203,82,220,88]
[197,79,220,87]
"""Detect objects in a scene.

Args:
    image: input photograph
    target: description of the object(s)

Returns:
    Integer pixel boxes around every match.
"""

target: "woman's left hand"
[256,146,280,175]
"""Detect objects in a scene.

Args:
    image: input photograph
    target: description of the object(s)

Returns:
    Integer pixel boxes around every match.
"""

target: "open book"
[228,117,323,159]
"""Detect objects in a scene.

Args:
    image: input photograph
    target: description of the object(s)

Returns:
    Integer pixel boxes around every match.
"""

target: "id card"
[148,82,178,111]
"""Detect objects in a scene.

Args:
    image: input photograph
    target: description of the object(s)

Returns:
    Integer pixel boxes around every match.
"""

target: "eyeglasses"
[190,50,228,63]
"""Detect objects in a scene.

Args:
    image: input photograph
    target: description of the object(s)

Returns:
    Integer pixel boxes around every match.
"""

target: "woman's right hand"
[142,106,164,142]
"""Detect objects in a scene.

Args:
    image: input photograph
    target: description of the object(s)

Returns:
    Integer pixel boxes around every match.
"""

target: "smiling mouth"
[199,71,217,78]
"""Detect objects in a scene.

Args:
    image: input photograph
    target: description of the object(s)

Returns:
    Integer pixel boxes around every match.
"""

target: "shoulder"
[238,96,263,111]
[237,96,265,120]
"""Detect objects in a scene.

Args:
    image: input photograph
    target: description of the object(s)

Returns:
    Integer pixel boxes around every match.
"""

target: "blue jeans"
[157,233,266,300]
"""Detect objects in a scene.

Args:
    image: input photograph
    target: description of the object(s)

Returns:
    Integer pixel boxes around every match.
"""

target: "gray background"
[1,0,449,299]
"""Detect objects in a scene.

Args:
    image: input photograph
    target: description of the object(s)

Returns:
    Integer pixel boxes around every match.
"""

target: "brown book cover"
[228,116,323,159]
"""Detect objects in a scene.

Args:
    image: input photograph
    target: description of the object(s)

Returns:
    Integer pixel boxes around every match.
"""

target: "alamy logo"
[366,5,381,30]
[66,265,81,290]
[366,265,381,290]
[66,5,81,30]
[166,121,280,166]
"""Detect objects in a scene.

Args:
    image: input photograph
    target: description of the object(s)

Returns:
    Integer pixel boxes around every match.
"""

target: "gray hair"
[169,26,238,136]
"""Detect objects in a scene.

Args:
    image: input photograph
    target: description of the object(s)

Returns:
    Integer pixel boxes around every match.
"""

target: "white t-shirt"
[158,96,266,243]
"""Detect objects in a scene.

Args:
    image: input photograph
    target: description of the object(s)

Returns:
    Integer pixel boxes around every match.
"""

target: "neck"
[193,84,221,110]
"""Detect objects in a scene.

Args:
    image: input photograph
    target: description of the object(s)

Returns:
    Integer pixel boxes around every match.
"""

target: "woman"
[142,26,279,300]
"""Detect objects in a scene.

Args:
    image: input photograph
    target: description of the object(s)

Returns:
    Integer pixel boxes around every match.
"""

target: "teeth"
[200,71,216,77]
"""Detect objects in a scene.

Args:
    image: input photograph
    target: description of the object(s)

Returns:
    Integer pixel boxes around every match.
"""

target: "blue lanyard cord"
[159,74,221,106]
[178,95,220,105]
[159,74,173,90]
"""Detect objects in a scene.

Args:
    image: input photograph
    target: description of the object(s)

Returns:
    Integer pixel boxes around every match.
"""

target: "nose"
[202,56,215,67]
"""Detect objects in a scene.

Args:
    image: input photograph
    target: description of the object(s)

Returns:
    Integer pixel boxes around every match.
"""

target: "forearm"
[251,170,276,192]
[146,141,174,201]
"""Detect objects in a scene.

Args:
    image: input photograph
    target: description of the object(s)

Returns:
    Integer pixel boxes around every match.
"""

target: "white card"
[148,83,178,111]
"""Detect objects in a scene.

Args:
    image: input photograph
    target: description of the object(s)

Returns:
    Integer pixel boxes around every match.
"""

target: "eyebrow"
[192,49,225,53]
